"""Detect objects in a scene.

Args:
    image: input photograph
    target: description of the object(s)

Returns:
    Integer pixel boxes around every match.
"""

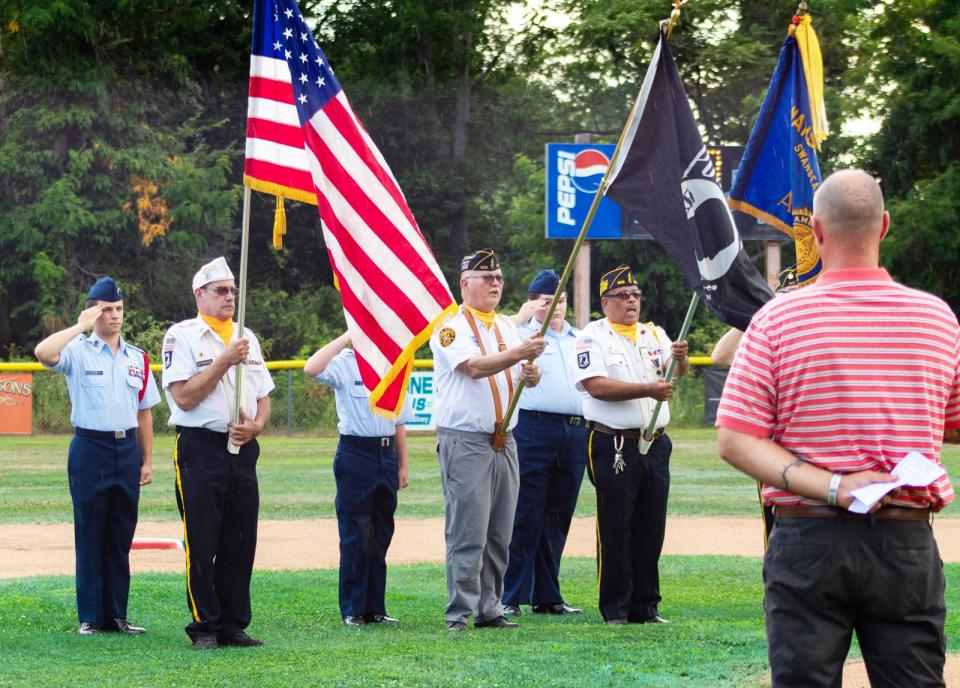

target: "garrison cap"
[86,277,123,302]
[192,256,235,291]
[599,264,638,298]
[461,248,499,273]
[528,269,560,295]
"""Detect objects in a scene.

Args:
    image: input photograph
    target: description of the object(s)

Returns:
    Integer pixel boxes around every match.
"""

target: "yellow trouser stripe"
[588,430,601,591]
[173,433,201,622]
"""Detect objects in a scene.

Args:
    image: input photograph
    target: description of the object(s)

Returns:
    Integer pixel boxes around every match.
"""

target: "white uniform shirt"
[430,310,524,433]
[161,316,275,432]
[573,318,672,430]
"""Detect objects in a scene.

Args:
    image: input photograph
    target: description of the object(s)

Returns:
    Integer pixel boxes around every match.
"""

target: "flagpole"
[227,185,252,455]
[495,94,645,441]
[642,291,698,441]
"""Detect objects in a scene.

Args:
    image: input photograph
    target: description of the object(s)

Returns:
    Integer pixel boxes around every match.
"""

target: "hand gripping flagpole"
[642,292,698,441]
[495,92,647,443]
[227,186,252,455]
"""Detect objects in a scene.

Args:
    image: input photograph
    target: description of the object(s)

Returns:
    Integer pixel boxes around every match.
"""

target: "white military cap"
[192,256,235,290]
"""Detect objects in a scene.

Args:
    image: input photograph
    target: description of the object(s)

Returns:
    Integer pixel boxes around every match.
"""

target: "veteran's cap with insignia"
[87,276,123,302]
[528,269,560,295]
[192,256,235,291]
[461,248,499,273]
[599,264,637,298]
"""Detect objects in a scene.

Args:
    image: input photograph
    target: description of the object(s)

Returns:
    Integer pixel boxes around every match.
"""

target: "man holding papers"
[716,169,960,688]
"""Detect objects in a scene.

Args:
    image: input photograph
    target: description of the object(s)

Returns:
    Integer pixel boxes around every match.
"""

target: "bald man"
[716,169,960,688]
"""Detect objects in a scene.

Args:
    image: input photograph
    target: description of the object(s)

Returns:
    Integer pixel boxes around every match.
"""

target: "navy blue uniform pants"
[587,430,671,622]
[174,427,259,641]
[334,435,399,617]
[68,432,141,623]
[503,410,586,606]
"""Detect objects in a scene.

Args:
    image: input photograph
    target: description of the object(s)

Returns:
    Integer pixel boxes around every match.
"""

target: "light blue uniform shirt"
[312,349,414,437]
[517,319,584,416]
[46,333,162,431]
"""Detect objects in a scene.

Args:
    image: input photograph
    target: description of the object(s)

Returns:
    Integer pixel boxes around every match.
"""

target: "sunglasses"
[603,290,642,302]
[203,286,239,297]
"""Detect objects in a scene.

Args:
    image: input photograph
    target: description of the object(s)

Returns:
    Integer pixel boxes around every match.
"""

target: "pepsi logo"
[571,149,610,194]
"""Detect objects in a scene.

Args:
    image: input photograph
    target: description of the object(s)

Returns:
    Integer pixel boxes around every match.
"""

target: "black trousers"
[68,433,140,623]
[334,435,398,617]
[174,427,260,640]
[765,516,946,688]
[587,430,671,621]
[503,410,586,606]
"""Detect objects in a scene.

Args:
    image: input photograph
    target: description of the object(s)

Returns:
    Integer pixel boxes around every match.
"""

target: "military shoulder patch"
[577,351,590,369]
[439,327,456,347]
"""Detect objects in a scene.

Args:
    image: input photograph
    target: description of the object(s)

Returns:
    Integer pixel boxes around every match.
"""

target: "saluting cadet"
[162,257,274,650]
[34,277,161,636]
[502,269,585,617]
[573,265,688,625]
[305,331,413,627]
[429,248,546,632]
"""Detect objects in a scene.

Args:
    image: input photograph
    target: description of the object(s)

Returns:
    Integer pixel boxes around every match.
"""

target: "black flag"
[605,33,773,331]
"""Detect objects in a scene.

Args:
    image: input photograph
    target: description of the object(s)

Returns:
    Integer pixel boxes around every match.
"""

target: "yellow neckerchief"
[465,305,496,328]
[199,312,234,347]
[609,320,638,343]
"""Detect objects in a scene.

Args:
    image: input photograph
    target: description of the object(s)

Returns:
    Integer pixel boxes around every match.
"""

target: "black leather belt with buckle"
[76,427,136,440]
[520,409,586,427]
[587,421,664,440]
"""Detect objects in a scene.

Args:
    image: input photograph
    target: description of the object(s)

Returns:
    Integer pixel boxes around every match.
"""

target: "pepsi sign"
[545,143,622,239]
[546,143,782,242]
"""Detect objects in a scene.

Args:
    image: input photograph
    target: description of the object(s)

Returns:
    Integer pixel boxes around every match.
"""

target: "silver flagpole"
[228,186,252,454]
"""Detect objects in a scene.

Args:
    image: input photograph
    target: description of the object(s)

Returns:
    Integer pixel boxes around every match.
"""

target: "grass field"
[2,558,960,688]
[5,429,958,524]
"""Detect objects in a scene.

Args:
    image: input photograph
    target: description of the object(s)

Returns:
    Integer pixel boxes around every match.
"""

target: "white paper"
[847,452,946,514]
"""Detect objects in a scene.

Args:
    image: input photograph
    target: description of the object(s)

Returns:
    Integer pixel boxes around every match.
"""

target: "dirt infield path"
[3,515,958,685]
[4,514,960,578]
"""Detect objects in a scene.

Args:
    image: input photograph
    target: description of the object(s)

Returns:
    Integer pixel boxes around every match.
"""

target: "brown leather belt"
[774,505,931,521]
[587,421,664,441]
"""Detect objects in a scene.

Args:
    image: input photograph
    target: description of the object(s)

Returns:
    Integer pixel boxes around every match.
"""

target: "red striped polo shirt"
[716,267,960,511]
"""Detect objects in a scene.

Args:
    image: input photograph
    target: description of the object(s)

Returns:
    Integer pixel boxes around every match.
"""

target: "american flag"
[245,0,456,417]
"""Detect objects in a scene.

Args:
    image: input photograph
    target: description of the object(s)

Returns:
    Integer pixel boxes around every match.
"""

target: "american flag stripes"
[245,0,456,417]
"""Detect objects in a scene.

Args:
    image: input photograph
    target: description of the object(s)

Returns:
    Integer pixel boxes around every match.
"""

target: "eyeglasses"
[203,286,239,297]
[603,290,642,302]
[468,274,504,285]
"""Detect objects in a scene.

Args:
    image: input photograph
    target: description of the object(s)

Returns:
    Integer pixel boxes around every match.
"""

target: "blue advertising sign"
[405,371,435,430]
[545,143,785,241]
[545,144,621,239]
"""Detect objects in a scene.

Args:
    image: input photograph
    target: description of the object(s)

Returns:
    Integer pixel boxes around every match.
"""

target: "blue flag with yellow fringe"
[728,15,827,287]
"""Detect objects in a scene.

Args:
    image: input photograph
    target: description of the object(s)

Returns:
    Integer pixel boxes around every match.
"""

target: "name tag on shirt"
[196,359,213,369]
[85,370,103,376]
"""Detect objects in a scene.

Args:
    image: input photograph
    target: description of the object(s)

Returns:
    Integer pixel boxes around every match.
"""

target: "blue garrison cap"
[527,269,560,295]
[86,277,123,302]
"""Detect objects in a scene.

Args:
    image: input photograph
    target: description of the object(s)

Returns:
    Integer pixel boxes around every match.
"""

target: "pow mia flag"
[604,32,773,331]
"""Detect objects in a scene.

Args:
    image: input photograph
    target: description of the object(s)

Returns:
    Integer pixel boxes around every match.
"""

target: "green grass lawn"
[0,557,786,687]
[3,557,959,688]
[2,429,959,524]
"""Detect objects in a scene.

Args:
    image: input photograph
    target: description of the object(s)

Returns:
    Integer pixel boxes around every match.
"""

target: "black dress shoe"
[103,618,146,635]
[446,620,468,632]
[474,615,518,629]
[628,614,671,624]
[532,603,581,615]
[343,615,367,627]
[192,633,219,650]
[219,630,264,647]
[503,604,522,617]
[77,622,103,636]
[605,617,628,625]
[365,613,399,623]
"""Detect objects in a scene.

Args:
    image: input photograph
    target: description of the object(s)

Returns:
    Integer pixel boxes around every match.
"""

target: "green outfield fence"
[0,357,716,435]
